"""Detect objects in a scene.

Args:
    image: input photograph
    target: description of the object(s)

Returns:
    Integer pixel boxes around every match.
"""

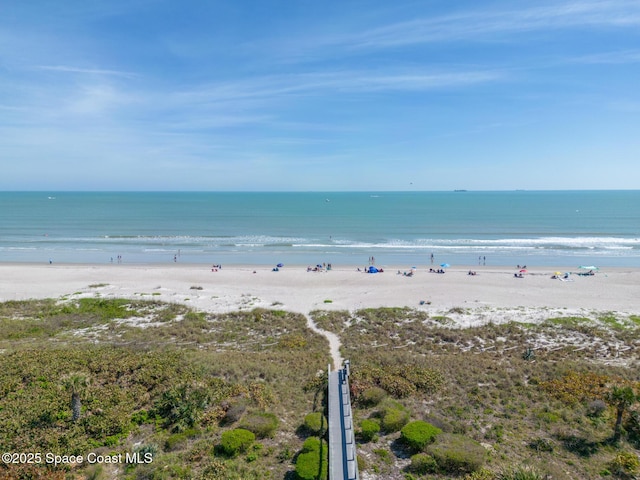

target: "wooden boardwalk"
[328,361,358,480]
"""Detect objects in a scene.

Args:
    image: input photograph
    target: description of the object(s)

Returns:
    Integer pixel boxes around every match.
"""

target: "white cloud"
[35,65,140,78]
[571,50,640,64]
[328,1,640,50]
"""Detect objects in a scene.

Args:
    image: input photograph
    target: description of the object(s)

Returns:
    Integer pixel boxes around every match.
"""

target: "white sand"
[1,263,638,321]
[3,263,638,370]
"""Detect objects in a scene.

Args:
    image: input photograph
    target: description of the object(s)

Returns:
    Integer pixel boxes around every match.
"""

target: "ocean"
[1,191,639,268]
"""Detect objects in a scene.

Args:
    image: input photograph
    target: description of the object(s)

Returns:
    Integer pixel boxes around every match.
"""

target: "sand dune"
[1,264,638,326]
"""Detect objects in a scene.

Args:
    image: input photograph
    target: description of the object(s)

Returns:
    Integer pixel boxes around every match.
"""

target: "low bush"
[359,386,387,407]
[427,433,486,475]
[496,465,546,480]
[239,412,279,438]
[359,418,380,442]
[154,383,210,432]
[401,420,442,451]
[381,407,410,433]
[302,437,322,453]
[165,428,199,451]
[408,453,437,474]
[303,412,327,435]
[295,437,328,480]
[218,428,255,457]
[607,451,640,479]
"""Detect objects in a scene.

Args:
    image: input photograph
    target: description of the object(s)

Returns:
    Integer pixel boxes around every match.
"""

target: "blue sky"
[1,0,639,191]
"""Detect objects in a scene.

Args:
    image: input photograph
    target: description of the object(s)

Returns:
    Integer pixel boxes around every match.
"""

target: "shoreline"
[1,263,638,325]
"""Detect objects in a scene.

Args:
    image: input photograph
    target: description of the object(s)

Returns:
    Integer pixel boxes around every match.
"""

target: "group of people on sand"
[429,268,446,274]
[307,263,332,272]
[578,270,596,276]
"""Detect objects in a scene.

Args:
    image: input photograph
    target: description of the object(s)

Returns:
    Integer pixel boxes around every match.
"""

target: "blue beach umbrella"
[440,263,450,268]
[277,263,284,268]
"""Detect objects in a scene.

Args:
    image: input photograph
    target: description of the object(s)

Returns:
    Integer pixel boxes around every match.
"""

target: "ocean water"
[1,191,639,267]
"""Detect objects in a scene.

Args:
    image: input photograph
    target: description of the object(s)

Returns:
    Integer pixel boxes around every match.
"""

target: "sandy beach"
[1,263,638,326]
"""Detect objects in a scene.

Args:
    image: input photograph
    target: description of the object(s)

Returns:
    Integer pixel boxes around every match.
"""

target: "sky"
[1,0,639,191]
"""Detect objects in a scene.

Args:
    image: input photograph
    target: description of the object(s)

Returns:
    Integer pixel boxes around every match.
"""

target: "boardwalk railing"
[328,360,358,480]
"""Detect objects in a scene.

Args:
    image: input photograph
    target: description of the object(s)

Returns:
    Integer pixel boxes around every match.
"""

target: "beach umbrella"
[578,265,599,270]
[519,269,527,273]
[277,263,284,268]
[440,263,450,268]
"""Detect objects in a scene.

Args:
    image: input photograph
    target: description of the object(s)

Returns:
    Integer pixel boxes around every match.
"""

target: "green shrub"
[154,383,210,431]
[359,419,380,442]
[359,387,387,407]
[303,412,327,435]
[465,469,495,480]
[401,421,442,451]
[131,409,150,425]
[381,407,410,433]
[607,451,640,479]
[302,436,322,453]
[165,432,186,451]
[409,453,437,474]
[239,412,279,438]
[219,428,255,457]
[165,428,199,450]
[427,433,486,475]
[496,465,546,480]
[296,438,328,480]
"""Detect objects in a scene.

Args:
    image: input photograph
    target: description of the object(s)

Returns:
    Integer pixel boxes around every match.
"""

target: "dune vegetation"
[0,298,638,479]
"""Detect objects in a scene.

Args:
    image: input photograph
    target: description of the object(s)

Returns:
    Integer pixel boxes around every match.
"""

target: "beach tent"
[368,266,379,273]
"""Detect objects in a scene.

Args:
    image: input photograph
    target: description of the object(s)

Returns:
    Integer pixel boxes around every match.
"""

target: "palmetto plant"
[62,373,90,422]
[606,385,637,442]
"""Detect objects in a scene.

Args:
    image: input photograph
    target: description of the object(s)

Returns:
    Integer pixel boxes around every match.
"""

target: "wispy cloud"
[570,50,640,64]
[176,69,504,105]
[35,65,139,78]
[339,1,640,49]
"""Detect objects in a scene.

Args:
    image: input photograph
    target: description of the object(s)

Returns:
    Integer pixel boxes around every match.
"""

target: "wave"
[5,235,639,259]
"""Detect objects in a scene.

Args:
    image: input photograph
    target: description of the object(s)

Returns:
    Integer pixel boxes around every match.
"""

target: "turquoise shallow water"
[1,191,639,267]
